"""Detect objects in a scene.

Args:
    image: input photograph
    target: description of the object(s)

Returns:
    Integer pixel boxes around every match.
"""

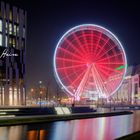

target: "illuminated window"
[9,87,13,105]
[0,20,2,32]
[9,11,12,21]
[13,38,16,47]
[14,88,18,105]
[9,37,12,46]
[0,34,2,46]
[17,26,19,36]
[9,23,12,34]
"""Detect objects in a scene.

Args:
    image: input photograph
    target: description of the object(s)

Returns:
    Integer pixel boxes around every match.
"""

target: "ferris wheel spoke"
[75,65,91,99]
[65,38,85,57]
[70,69,87,88]
[95,38,110,58]
[76,35,91,54]
[96,67,111,79]
[91,64,108,97]
[81,31,90,54]
[98,64,122,74]
[57,63,86,70]
[96,52,123,63]
[58,47,85,61]
[95,44,118,61]
[56,57,85,64]
[73,34,89,55]
[93,32,102,57]
[61,67,85,81]
[97,62,124,65]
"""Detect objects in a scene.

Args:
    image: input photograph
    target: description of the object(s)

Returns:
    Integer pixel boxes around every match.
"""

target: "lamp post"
[30,88,34,105]
[38,80,43,108]
[39,90,43,108]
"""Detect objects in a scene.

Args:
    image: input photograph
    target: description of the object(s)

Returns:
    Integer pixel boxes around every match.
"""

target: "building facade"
[112,65,140,104]
[0,1,26,106]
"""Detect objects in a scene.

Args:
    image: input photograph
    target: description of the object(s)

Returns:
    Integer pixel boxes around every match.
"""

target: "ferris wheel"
[53,24,127,100]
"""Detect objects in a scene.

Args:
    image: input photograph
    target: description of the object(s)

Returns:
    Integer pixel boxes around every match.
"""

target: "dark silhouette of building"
[0,1,26,105]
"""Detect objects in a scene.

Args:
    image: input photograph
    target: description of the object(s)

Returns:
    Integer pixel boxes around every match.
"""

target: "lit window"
[13,38,16,47]
[5,36,7,47]
[9,38,12,47]
[0,34,2,46]
[10,11,12,21]
[9,87,13,105]
[9,23,12,34]
[0,20,2,32]
[17,26,19,36]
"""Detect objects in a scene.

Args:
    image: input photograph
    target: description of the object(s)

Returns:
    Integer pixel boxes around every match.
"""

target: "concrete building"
[112,65,140,104]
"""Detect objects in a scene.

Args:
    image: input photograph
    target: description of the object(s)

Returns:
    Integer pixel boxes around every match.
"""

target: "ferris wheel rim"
[53,24,127,99]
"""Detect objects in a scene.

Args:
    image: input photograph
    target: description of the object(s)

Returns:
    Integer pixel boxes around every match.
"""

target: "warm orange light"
[40,91,43,95]
[31,88,34,92]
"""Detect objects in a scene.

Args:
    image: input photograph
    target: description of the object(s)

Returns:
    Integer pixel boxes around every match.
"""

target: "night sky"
[4,0,140,94]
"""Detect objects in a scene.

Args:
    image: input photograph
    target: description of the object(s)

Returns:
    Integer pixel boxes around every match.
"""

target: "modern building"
[112,65,140,104]
[0,1,26,106]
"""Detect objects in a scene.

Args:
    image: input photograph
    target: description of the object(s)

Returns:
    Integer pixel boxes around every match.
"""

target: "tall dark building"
[0,1,26,106]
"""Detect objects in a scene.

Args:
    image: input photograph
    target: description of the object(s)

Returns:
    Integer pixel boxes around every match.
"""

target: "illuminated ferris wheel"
[53,24,127,100]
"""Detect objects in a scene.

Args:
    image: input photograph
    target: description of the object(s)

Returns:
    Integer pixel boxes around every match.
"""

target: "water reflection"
[27,130,46,140]
[0,111,140,140]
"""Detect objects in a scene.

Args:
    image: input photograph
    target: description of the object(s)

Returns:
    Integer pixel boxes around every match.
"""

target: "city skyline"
[4,0,140,95]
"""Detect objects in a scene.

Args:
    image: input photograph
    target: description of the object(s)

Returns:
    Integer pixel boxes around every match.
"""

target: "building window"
[23,27,25,38]
[0,34,2,46]
[9,37,12,47]
[9,23,12,35]
[5,36,7,47]
[13,38,16,47]
[10,11,12,21]
[9,87,13,105]
[0,20,2,32]
[17,26,19,36]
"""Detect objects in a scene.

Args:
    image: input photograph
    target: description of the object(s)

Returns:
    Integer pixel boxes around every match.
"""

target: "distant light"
[0,115,15,118]
[0,109,19,111]
[31,88,34,92]
[39,81,42,84]
[0,112,6,115]
[40,91,43,94]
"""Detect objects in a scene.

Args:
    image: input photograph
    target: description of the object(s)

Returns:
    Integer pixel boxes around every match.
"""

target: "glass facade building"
[0,1,26,106]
